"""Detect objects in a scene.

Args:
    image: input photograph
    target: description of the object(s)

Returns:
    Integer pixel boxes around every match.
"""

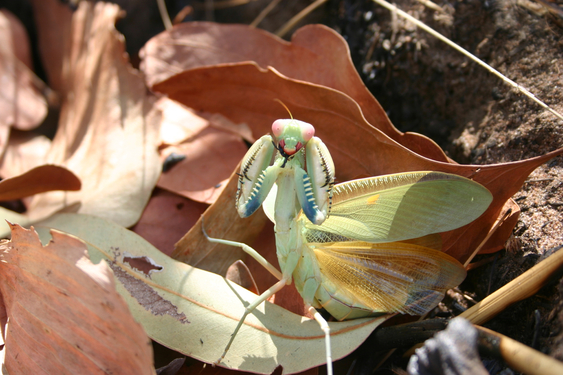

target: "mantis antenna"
[273,98,294,119]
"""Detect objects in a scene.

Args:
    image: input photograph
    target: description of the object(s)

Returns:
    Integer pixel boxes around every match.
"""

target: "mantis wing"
[304,171,492,243]
[309,239,466,316]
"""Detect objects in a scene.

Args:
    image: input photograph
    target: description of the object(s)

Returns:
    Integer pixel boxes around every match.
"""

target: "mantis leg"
[293,136,335,225]
[202,219,283,280]
[237,135,280,218]
[293,167,328,225]
[307,305,333,375]
[202,220,291,364]
[304,137,334,220]
[215,277,289,365]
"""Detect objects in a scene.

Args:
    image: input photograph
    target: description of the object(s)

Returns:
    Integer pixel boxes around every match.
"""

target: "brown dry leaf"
[0,223,154,375]
[140,22,447,162]
[157,97,253,147]
[0,10,32,69]
[156,98,248,203]
[0,9,47,150]
[0,131,51,179]
[29,0,73,94]
[468,199,521,256]
[131,189,208,256]
[158,97,210,145]
[27,2,161,227]
[153,62,563,265]
[199,112,255,143]
[173,167,270,277]
[225,260,260,295]
[159,131,247,203]
[0,164,80,201]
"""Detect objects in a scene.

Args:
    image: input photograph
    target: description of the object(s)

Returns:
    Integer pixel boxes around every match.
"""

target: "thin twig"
[173,6,193,25]
[370,0,563,123]
[250,0,283,28]
[414,0,445,14]
[190,0,255,10]
[156,0,172,30]
[463,207,512,267]
[275,0,328,38]
[534,0,563,19]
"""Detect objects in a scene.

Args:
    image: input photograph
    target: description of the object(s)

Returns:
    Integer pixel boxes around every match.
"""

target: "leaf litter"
[0,223,154,375]
[156,97,249,204]
[0,0,561,374]
[25,2,161,227]
[0,9,47,155]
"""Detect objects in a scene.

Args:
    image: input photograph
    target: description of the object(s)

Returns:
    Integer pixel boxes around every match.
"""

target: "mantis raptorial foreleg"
[236,135,277,218]
[236,122,334,225]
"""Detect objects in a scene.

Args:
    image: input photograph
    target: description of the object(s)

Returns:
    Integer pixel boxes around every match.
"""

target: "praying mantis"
[204,115,493,374]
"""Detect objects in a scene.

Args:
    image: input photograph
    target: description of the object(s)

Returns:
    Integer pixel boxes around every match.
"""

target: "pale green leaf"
[33,213,385,374]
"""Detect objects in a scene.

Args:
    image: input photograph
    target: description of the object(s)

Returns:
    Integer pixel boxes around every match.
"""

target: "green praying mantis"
[204,114,493,374]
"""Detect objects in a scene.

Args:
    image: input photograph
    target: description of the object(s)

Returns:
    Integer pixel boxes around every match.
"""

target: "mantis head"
[272,119,315,157]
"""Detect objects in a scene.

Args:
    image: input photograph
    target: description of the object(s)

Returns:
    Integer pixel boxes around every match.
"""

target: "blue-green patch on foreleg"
[294,167,327,225]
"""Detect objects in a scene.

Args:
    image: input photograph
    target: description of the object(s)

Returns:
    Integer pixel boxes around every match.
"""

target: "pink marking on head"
[300,122,315,142]
[272,119,287,138]
[279,139,302,156]
[285,142,303,155]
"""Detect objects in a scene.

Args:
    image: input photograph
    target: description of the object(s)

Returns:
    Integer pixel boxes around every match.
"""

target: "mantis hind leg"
[202,218,289,364]
[215,277,289,365]
[307,305,333,375]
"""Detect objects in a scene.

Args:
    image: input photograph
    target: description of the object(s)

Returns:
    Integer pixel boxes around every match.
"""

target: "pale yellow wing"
[309,238,466,315]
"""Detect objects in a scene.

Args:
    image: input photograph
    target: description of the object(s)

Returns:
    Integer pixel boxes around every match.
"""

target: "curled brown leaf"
[0,164,80,201]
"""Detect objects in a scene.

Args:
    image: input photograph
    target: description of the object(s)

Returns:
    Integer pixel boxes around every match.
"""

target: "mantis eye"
[300,122,315,142]
[272,119,287,138]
